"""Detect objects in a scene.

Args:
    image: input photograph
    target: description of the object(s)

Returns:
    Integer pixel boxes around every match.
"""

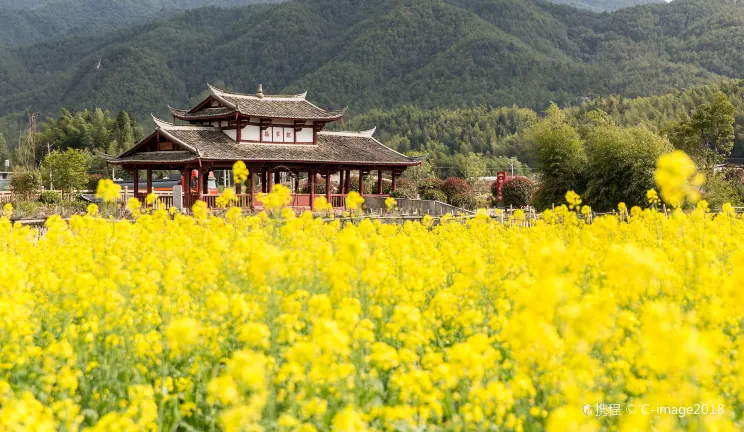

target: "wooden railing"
[330,194,346,208]
[235,194,254,208]
[155,195,174,209]
[291,194,312,207]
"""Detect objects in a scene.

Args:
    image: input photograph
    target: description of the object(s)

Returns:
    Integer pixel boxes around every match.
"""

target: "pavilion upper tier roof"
[109,117,416,166]
[171,84,346,121]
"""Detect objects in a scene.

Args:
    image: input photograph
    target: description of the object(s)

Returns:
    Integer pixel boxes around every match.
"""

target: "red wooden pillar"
[236,113,242,142]
[195,169,202,196]
[261,169,267,193]
[339,170,345,194]
[202,170,208,194]
[146,168,153,194]
[236,165,242,194]
[268,168,274,192]
[345,170,351,193]
[249,170,255,209]
[133,166,139,196]
[309,168,316,210]
[182,168,189,208]
[391,171,397,192]
[359,168,364,196]
[274,171,281,188]
[377,169,383,195]
[325,166,331,204]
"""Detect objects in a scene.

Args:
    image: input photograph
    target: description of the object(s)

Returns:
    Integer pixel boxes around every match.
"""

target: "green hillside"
[340,79,744,176]
[1,0,744,136]
[547,0,664,12]
[0,0,284,47]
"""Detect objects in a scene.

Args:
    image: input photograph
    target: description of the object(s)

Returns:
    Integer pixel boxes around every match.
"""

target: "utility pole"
[509,160,514,177]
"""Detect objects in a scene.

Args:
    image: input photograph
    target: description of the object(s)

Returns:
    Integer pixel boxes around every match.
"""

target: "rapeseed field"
[0,153,742,431]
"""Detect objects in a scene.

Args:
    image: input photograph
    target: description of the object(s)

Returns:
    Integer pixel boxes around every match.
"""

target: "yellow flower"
[331,406,368,432]
[385,197,398,211]
[3,203,12,218]
[166,318,201,357]
[346,191,364,211]
[127,197,142,216]
[216,188,238,209]
[257,184,292,211]
[722,202,735,216]
[95,179,122,203]
[654,150,705,207]
[233,161,249,185]
[225,206,242,221]
[565,190,582,210]
[313,196,332,213]
[146,193,158,206]
[618,202,627,213]
[512,209,526,222]
[646,189,661,206]
[208,375,240,406]
[192,200,209,220]
[87,203,99,216]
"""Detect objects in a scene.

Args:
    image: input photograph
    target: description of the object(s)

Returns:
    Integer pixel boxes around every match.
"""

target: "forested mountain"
[1,0,744,142]
[345,79,744,169]
[0,0,284,47]
[547,0,664,12]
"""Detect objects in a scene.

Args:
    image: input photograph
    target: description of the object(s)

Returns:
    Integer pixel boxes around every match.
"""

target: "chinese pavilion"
[106,84,419,210]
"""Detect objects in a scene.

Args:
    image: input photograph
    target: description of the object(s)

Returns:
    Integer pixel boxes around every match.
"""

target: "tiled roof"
[111,151,198,163]
[206,84,345,121]
[113,120,416,166]
[170,106,234,119]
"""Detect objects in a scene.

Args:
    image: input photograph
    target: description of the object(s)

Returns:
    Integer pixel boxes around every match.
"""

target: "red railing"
[330,194,346,208]
[235,194,254,208]
[291,194,312,207]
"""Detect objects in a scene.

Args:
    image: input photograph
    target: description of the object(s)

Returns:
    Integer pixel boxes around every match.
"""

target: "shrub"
[10,169,41,201]
[87,174,105,191]
[441,177,472,201]
[392,178,417,199]
[449,193,477,210]
[421,189,447,202]
[702,172,742,209]
[501,176,536,208]
[39,191,62,205]
[417,177,444,197]
[40,149,90,198]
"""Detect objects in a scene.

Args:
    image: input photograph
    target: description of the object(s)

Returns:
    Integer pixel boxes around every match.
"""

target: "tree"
[670,91,735,171]
[0,133,8,168]
[40,149,90,199]
[456,153,487,183]
[15,112,40,169]
[114,111,135,151]
[582,116,672,211]
[9,169,41,201]
[527,104,587,209]
[500,176,536,208]
[401,150,433,184]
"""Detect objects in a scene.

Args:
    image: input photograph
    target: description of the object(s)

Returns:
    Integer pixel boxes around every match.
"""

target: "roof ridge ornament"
[151,114,173,129]
[256,84,264,99]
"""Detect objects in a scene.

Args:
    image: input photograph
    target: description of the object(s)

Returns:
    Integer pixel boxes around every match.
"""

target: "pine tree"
[114,111,134,150]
